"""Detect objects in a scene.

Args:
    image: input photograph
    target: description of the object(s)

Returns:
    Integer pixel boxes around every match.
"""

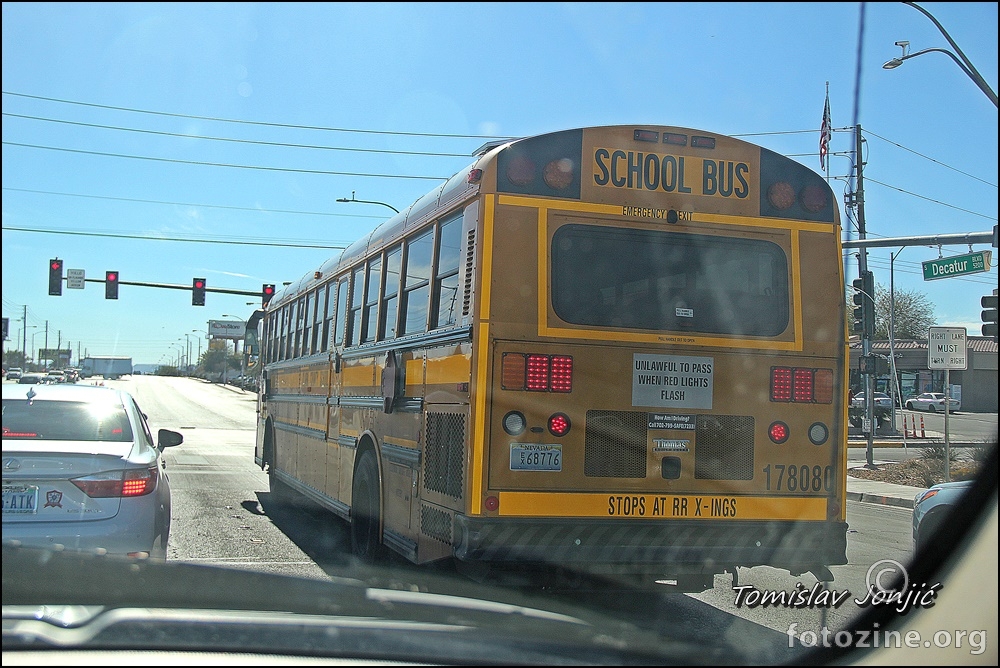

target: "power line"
[863,176,998,221]
[2,90,511,140]
[864,128,998,189]
[2,112,477,158]
[3,141,452,181]
[2,187,385,220]
[2,225,349,249]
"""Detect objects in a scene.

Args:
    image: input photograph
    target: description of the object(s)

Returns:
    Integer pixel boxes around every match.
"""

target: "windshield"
[2,399,134,441]
[2,3,997,666]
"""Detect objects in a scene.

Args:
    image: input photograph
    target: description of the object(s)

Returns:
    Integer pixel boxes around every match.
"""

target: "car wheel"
[351,448,387,564]
[905,402,913,410]
[928,405,935,413]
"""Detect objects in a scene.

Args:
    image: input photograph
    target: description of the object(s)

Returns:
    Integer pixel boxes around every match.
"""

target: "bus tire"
[268,466,296,507]
[265,423,296,507]
[351,448,387,564]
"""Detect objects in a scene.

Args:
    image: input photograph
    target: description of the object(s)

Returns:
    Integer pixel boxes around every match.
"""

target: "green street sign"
[922,250,992,281]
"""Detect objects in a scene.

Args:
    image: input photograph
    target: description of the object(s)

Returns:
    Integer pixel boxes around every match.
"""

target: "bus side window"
[380,246,402,340]
[320,282,335,353]
[347,266,364,347]
[432,214,463,329]
[399,228,433,336]
[335,278,349,347]
[362,256,382,344]
[302,291,314,357]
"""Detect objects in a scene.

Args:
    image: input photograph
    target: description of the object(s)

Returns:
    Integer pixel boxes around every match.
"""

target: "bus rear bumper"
[452,516,848,573]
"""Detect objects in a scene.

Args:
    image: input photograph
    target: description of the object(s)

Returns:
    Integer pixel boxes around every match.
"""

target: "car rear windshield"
[551,224,789,336]
[2,399,134,441]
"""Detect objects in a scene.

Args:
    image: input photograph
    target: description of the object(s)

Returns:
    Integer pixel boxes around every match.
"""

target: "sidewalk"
[845,470,924,510]
[846,433,963,509]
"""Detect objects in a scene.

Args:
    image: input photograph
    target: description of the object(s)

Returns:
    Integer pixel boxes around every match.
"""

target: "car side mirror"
[157,428,184,450]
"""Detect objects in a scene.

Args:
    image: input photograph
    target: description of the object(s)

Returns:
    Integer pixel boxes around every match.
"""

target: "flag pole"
[825,81,830,182]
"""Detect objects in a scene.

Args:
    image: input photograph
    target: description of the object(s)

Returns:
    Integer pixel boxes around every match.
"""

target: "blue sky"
[2,2,997,366]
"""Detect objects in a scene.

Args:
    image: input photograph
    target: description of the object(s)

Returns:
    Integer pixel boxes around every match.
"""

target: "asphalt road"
[99,375,939,662]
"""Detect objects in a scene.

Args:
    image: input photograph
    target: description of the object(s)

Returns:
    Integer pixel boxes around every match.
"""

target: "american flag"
[819,88,831,170]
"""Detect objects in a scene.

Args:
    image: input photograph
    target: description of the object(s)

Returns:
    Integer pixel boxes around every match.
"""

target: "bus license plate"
[510,444,562,471]
[2,484,39,514]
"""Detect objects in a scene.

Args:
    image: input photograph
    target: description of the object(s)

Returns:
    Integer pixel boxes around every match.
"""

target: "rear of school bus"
[460,126,848,589]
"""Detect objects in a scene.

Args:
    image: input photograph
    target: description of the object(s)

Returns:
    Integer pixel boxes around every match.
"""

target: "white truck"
[80,356,133,380]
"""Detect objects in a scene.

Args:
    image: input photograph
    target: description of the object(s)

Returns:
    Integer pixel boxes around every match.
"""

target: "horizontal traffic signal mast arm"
[81,277,264,297]
[841,230,995,249]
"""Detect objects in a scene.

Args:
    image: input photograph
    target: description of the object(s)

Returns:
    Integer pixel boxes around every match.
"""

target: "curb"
[846,490,914,509]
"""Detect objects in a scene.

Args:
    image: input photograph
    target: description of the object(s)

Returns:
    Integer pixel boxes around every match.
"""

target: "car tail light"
[771,366,833,404]
[502,353,573,393]
[72,466,158,498]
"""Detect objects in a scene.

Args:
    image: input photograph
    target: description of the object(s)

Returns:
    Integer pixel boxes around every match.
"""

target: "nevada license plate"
[2,484,39,514]
[510,444,562,471]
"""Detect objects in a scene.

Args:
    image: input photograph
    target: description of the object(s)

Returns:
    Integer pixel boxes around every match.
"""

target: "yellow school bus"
[245,125,848,590]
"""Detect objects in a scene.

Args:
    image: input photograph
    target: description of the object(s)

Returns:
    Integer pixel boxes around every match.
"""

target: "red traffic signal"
[48,259,64,296]
[192,278,206,306]
[105,271,119,300]
[262,283,275,306]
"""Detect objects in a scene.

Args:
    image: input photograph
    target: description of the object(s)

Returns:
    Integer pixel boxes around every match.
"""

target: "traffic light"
[851,270,874,338]
[105,271,119,300]
[982,294,999,340]
[48,258,63,296]
[192,278,206,306]
[262,283,275,307]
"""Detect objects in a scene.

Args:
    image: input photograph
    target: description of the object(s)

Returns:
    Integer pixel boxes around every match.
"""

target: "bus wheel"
[351,449,387,564]
[268,465,296,507]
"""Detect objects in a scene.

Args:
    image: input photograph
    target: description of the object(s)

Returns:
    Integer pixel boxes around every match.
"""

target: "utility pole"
[854,125,876,468]
[21,305,27,367]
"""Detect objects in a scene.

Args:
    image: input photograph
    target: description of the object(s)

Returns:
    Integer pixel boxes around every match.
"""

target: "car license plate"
[2,484,39,514]
[510,444,562,471]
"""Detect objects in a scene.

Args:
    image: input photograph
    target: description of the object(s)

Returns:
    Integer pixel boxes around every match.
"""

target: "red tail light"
[771,367,792,401]
[526,354,550,391]
[72,467,158,498]
[769,421,790,444]
[548,412,571,437]
[793,369,814,402]
[550,356,573,393]
[771,366,833,404]
[503,353,573,393]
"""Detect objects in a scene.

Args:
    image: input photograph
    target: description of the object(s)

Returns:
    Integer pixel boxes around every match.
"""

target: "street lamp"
[192,329,208,367]
[882,4,998,108]
[336,191,400,214]
[30,330,42,369]
[21,325,37,369]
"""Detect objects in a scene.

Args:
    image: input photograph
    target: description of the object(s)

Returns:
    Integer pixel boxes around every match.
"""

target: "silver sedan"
[2,383,183,559]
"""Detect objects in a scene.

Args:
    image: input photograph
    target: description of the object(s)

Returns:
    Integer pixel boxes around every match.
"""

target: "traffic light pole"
[854,125,875,469]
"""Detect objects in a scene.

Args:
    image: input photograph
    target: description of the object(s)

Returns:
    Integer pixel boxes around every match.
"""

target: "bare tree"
[873,282,937,339]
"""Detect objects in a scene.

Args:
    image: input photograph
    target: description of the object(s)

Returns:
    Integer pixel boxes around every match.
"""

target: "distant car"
[7,368,23,381]
[1,383,183,560]
[45,370,67,384]
[913,479,975,553]
[17,374,45,385]
[905,392,960,412]
[851,391,893,409]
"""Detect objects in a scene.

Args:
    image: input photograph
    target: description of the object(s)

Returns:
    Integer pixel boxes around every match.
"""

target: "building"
[849,335,998,412]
